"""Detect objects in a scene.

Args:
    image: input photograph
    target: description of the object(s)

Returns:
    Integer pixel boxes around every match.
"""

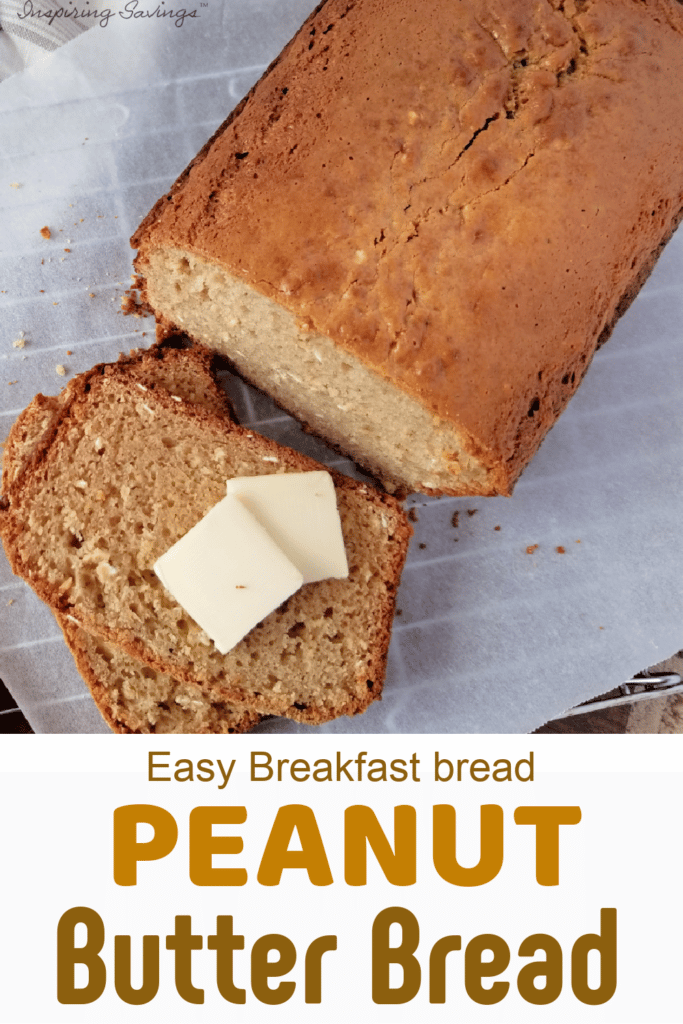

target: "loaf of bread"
[2,343,259,734]
[0,357,411,724]
[132,0,683,496]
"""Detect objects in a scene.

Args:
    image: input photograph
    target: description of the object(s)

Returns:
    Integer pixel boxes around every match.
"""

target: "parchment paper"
[1,2,682,734]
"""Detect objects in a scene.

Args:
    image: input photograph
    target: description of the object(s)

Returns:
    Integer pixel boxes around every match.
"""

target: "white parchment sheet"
[1,2,682,733]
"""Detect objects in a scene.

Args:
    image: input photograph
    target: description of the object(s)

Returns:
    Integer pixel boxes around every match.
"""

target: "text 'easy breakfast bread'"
[132,0,683,496]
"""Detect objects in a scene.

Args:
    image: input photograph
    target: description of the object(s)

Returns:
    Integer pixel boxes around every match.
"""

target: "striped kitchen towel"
[0,0,92,81]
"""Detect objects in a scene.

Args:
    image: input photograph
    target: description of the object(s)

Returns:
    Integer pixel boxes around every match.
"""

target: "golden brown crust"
[133,0,683,493]
[2,392,64,500]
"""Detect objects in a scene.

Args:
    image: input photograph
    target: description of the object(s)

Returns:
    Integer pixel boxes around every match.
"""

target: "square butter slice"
[227,471,349,584]
[154,493,303,655]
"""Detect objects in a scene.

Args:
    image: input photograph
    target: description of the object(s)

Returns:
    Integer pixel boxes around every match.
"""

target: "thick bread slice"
[1,363,411,723]
[2,342,235,499]
[2,343,259,735]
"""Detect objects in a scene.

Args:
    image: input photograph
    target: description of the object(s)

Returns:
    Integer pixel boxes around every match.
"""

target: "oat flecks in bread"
[59,618,260,734]
[120,340,236,420]
[1,341,235,501]
[1,343,255,735]
[0,365,411,724]
[132,0,683,497]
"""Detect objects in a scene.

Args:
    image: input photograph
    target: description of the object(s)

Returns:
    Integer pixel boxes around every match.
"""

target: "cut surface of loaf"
[132,0,683,496]
[1,343,259,735]
[1,364,411,723]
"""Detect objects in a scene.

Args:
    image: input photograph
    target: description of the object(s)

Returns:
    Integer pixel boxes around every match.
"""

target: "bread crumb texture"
[61,619,260,734]
[1,346,258,734]
[0,356,411,725]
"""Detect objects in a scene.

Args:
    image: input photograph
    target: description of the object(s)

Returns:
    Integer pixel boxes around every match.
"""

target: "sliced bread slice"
[1,360,411,723]
[2,343,258,734]
[2,341,235,499]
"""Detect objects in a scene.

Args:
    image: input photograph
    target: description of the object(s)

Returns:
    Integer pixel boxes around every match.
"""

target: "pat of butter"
[154,494,303,655]
[227,470,349,584]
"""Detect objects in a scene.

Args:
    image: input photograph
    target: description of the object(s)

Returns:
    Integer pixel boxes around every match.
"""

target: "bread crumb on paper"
[56,364,66,377]
[526,544,539,555]
[40,226,51,239]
